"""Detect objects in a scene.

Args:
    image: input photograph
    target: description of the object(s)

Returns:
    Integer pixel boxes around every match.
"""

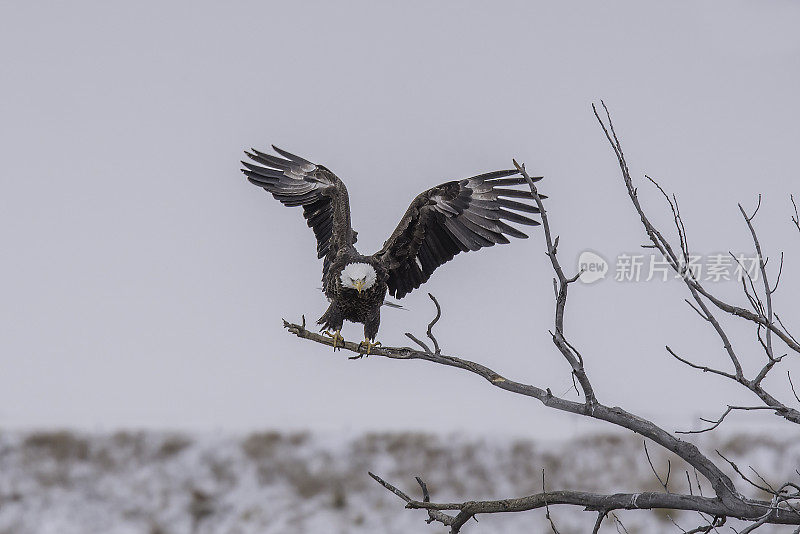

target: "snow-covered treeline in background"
[0,430,795,534]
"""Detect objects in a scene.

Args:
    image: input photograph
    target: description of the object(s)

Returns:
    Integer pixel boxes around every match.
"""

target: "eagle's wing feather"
[242,146,355,277]
[374,169,543,299]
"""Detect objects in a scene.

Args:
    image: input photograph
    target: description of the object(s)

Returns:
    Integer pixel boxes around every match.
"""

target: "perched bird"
[241,146,543,354]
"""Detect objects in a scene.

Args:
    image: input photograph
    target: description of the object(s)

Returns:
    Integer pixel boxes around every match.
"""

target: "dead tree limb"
[281,104,800,532]
[593,101,800,427]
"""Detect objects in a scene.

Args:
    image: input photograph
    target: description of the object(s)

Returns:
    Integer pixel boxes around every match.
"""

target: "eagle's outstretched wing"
[374,170,543,299]
[241,146,355,275]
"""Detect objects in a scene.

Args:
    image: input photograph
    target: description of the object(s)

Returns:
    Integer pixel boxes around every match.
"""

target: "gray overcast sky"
[1,1,799,438]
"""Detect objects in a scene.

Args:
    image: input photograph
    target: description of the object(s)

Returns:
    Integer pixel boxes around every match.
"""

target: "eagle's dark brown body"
[241,146,543,344]
[319,255,388,340]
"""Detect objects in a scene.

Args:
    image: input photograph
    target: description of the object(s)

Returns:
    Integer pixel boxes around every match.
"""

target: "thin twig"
[542,469,562,534]
[426,293,442,354]
[405,332,431,353]
[591,511,607,534]
[683,515,725,534]
[789,371,800,404]
[677,406,780,435]
[612,512,630,534]
[644,440,671,492]
[368,472,456,527]
[665,346,737,380]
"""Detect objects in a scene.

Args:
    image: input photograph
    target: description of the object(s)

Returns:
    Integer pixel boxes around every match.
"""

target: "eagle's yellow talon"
[359,339,381,356]
[323,329,344,351]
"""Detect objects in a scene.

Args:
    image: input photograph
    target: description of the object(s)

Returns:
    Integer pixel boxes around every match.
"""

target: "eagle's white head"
[340,262,377,295]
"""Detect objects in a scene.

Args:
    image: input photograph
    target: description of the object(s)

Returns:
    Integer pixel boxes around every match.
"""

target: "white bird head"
[340,262,377,295]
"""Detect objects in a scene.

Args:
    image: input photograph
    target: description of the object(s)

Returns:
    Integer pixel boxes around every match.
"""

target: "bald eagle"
[242,146,542,354]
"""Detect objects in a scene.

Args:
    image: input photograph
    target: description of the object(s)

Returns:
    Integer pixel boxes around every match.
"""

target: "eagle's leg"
[358,338,381,356]
[358,316,381,356]
[322,329,344,351]
[317,305,345,351]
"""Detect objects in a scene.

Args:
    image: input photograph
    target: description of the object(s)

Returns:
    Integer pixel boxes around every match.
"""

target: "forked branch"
[593,101,800,427]
[280,104,800,532]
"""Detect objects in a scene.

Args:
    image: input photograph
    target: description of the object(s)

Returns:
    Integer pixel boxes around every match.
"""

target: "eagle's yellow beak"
[354,279,364,295]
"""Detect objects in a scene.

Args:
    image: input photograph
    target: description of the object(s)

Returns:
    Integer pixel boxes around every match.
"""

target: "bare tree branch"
[367,472,456,527]
[593,103,800,358]
[285,316,739,504]
[593,101,800,427]
[644,440,671,492]
[682,515,725,534]
[737,515,771,533]
[426,293,442,355]
[542,469,562,534]
[665,345,738,380]
[591,511,607,534]
[513,158,595,404]
[737,201,776,366]
[676,406,782,435]
[397,487,798,528]
[612,512,630,534]
[789,371,800,403]
[280,103,800,533]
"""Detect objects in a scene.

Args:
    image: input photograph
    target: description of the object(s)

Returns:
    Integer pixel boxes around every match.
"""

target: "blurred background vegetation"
[1,430,796,533]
